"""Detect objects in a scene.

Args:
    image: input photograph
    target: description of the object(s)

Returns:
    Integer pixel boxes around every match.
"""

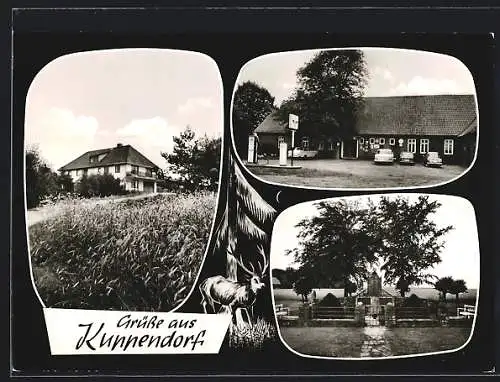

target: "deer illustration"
[199,243,269,326]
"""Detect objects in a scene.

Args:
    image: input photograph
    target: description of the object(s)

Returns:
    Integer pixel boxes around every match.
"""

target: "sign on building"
[288,114,299,131]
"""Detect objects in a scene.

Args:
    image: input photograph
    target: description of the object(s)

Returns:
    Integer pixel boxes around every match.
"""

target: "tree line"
[283,195,454,298]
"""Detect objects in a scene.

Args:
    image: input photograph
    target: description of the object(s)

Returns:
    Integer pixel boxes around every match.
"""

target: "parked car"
[287,148,319,159]
[373,148,395,164]
[423,151,443,167]
[399,151,415,165]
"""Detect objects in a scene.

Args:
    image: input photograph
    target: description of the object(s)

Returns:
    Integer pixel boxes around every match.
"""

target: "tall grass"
[228,318,278,351]
[29,192,216,311]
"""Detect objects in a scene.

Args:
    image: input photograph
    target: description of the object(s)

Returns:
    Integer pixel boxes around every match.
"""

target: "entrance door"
[341,139,358,159]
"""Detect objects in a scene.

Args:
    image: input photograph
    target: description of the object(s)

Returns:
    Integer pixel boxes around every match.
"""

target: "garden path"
[359,316,392,357]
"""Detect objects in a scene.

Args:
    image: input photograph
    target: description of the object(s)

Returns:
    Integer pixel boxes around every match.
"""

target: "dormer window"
[90,155,99,163]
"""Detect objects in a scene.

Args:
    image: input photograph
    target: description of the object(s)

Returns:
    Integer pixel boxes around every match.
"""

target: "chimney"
[117,143,123,147]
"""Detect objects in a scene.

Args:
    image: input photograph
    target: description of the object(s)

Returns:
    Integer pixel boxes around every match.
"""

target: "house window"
[328,141,334,151]
[132,165,139,175]
[115,165,120,173]
[359,137,364,144]
[444,139,454,155]
[318,141,325,150]
[83,169,88,176]
[145,168,152,177]
[407,139,417,153]
[369,137,375,145]
[379,137,386,145]
[301,137,309,150]
[389,138,395,146]
[104,166,109,174]
[89,155,98,163]
[133,180,139,189]
[277,136,285,147]
[420,139,430,154]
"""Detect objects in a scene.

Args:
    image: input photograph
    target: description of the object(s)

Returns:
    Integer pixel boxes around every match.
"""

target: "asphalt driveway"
[247,159,466,188]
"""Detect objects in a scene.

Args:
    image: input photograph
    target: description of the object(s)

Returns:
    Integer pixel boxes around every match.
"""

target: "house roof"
[357,95,477,136]
[255,95,477,137]
[254,111,289,134]
[458,117,477,137]
[59,144,159,171]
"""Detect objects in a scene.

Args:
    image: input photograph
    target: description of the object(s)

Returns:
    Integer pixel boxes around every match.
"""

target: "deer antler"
[256,244,269,276]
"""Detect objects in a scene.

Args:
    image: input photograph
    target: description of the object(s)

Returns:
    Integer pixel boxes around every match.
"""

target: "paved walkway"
[359,316,392,357]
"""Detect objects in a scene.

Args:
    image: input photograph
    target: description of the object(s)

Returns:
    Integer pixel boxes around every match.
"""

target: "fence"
[457,304,475,319]
[395,306,432,319]
[275,304,290,317]
[312,306,355,319]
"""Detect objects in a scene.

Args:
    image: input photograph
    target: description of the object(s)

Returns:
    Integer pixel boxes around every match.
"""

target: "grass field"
[279,327,472,358]
[29,192,217,311]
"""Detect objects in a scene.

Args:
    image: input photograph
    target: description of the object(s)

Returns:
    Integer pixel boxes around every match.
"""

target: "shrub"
[29,192,216,311]
[75,174,125,197]
[401,293,425,308]
[318,293,341,307]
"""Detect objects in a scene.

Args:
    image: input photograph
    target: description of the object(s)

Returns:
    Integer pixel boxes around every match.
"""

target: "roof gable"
[254,111,289,134]
[59,144,159,171]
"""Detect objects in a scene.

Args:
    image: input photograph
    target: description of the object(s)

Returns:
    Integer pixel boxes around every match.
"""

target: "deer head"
[228,243,269,294]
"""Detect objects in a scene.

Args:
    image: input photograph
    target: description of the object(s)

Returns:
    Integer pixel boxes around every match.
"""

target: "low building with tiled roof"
[59,143,160,193]
[253,94,477,165]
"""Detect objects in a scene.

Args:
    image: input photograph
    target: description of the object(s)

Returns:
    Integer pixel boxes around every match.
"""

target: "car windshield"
[401,152,413,157]
[428,152,439,157]
[378,149,392,154]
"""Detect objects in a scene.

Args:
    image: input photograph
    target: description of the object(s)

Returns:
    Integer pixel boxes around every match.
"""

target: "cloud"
[389,76,461,95]
[177,97,214,114]
[116,117,183,166]
[28,107,98,170]
[373,66,395,82]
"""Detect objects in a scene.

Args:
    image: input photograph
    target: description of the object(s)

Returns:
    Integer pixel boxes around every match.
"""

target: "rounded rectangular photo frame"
[270,193,479,360]
[24,48,224,314]
[231,48,478,192]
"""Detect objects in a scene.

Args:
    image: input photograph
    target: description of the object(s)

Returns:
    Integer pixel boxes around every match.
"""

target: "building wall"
[257,133,341,158]
[64,164,156,187]
[357,135,464,164]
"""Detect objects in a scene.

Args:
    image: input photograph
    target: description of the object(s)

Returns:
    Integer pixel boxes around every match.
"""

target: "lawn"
[29,192,217,311]
[279,326,472,358]
[250,159,465,188]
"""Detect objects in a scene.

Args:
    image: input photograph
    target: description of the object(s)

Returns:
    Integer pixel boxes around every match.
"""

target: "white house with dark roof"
[253,94,477,166]
[58,143,160,193]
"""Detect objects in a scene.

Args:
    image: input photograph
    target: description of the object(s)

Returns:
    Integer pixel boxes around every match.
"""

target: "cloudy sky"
[236,48,476,106]
[25,49,223,170]
[270,194,480,289]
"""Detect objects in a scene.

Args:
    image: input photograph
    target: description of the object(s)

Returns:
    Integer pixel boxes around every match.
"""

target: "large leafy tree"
[232,81,276,157]
[434,276,455,301]
[376,196,454,297]
[449,279,468,304]
[287,199,381,297]
[161,126,222,192]
[276,50,368,143]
